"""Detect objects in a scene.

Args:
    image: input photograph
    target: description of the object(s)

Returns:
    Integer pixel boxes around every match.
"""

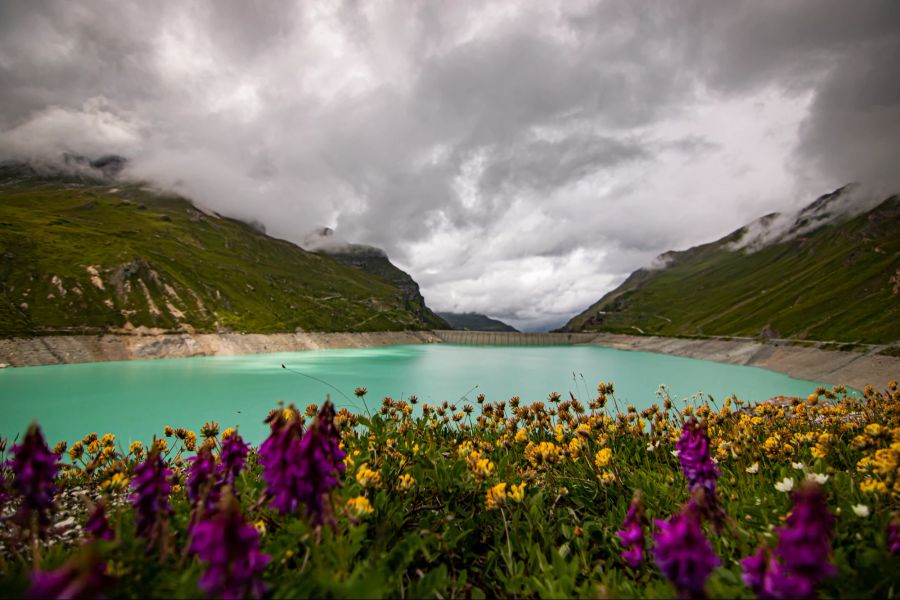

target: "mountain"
[562,186,900,344]
[436,312,518,332]
[306,228,449,330]
[0,163,446,336]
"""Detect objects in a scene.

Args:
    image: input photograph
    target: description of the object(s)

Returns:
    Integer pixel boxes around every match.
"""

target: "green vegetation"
[0,168,445,336]
[2,382,899,598]
[564,192,900,344]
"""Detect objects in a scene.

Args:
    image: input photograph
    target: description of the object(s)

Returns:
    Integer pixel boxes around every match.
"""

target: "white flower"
[745,462,759,474]
[774,477,794,492]
[791,462,806,470]
[805,472,829,485]
[646,442,658,452]
[852,504,870,517]
[671,450,680,458]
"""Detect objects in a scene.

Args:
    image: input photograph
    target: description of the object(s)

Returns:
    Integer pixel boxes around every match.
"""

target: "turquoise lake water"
[0,344,822,446]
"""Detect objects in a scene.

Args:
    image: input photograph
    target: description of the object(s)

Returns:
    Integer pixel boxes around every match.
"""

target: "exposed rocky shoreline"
[0,330,442,367]
[1,330,897,392]
[587,333,900,392]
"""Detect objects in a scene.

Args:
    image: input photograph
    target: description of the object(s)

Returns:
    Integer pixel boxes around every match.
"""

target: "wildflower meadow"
[1,381,899,598]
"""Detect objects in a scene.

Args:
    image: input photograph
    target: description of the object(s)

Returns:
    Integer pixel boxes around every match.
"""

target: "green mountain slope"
[562,188,900,344]
[0,165,444,336]
[436,312,518,332]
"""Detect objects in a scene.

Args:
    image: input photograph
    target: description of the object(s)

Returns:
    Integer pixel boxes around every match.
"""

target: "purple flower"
[740,482,835,599]
[187,447,220,511]
[11,423,59,538]
[653,504,720,599]
[130,447,172,544]
[84,501,114,542]
[889,519,900,555]
[27,544,110,599]
[617,494,647,568]
[676,419,719,493]
[259,402,345,524]
[190,489,271,600]
[218,432,250,485]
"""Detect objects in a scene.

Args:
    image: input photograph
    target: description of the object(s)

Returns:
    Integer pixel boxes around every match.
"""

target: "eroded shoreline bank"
[1,330,897,391]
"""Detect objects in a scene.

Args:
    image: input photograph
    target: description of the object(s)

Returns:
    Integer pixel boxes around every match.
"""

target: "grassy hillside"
[563,191,900,344]
[0,167,444,336]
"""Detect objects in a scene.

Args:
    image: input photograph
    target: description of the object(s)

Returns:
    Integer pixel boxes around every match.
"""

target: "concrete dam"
[432,331,600,345]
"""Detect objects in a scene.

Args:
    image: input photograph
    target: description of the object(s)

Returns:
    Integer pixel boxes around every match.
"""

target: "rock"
[55,516,76,531]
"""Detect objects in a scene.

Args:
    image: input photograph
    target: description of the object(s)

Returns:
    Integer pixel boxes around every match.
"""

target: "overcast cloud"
[1,1,898,330]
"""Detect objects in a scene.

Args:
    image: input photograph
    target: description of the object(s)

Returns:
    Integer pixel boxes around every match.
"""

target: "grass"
[1,380,899,598]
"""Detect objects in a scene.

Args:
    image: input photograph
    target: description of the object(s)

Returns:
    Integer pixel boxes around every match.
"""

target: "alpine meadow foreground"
[1,381,899,599]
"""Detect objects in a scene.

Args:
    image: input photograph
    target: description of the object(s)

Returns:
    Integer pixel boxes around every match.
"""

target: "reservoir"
[0,344,822,446]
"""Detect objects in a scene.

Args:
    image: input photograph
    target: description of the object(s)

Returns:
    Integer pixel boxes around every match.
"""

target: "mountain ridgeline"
[0,162,447,336]
[562,186,900,344]
[436,312,518,332]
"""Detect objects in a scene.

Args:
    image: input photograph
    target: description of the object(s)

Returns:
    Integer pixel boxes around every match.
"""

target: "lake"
[0,343,822,446]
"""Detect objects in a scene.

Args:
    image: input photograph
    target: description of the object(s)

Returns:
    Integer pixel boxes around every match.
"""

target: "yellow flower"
[397,473,415,492]
[811,444,829,459]
[597,471,616,485]
[859,478,888,494]
[508,482,526,503]
[164,426,174,437]
[525,441,562,467]
[554,424,565,443]
[356,463,382,489]
[221,428,236,441]
[254,520,267,536]
[568,437,585,458]
[514,429,528,444]
[184,431,197,451]
[102,472,130,492]
[470,457,495,480]
[486,483,507,510]
[457,440,475,459]
[100,433,116,447]
[575,423,591,437]
[873,446,899,476]
[69,441,84,461]
[129,441,143,455]
[594,447,613,469]
[412,443,420,455]
[154,438,168,453]
[347,496,374,516]
[87,440,101,454]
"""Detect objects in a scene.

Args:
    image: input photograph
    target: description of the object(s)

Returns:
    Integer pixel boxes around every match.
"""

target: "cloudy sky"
[1,1,898,330]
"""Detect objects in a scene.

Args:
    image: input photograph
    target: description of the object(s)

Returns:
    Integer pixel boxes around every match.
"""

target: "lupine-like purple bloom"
[676,419,719,493]
[259,402,346,524]
[888,519,900,555]
[653,504,720,599]
[617,494,647,568]
[190,489,271,600]
[218,432,250,485]
[84,501,114,542]
[130,447,172,544]
[187,447,220,511]
[11,424,59,537]
[27,544,110,599]
[740,482,835,599]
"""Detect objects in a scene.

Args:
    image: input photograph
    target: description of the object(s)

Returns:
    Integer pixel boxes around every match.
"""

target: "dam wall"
[432,331,599,345]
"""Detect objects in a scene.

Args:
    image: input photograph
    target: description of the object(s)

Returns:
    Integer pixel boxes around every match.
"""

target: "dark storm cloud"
[1,1,898,329]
